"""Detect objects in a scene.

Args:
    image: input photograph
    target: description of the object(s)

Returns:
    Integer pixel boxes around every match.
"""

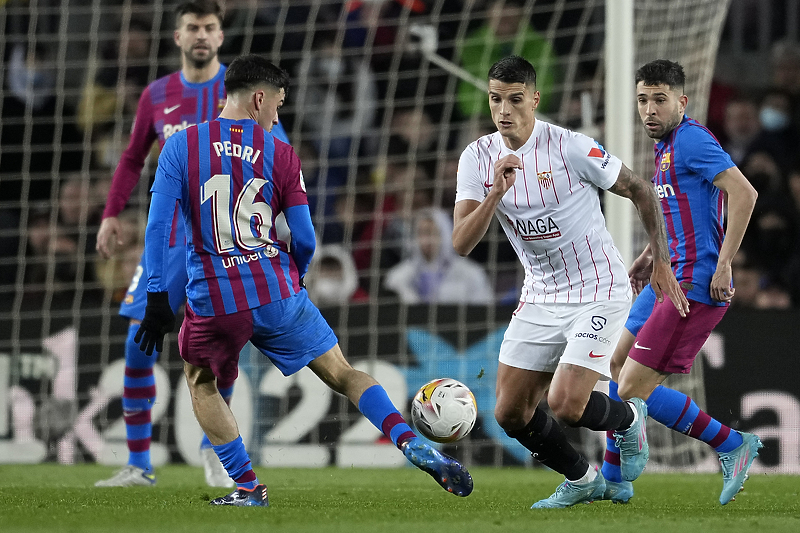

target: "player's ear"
[173,29,181,46]
[679,94,688,113]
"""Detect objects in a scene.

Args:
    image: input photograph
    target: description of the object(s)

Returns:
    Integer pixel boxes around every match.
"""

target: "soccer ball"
[410,378,477,443]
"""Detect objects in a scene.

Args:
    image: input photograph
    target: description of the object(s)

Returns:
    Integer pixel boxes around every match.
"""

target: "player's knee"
[183,362,215,390]
[616,381,635,401]
[547,392,584,424]
[494,403,528,432]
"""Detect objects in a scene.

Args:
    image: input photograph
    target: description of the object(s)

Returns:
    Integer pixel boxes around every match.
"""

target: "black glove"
[134,291,175,356]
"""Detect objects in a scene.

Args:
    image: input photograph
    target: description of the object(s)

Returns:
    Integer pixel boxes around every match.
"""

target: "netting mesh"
[0,0,765,472]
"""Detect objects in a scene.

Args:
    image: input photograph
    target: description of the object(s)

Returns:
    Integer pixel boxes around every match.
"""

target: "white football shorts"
[498,299,631,379]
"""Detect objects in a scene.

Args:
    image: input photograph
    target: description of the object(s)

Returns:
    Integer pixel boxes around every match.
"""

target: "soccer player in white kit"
[452,55,690,508]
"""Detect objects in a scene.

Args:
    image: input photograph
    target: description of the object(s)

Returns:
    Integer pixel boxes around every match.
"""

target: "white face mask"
[311,278,351,304]
[8,46,55,111]
[759,106,790,131]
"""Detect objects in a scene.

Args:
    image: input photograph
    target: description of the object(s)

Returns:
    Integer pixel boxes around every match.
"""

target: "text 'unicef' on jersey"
[219,245,281,270]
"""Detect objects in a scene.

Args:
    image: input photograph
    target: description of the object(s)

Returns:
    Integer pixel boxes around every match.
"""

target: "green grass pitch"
[1,465,798,533]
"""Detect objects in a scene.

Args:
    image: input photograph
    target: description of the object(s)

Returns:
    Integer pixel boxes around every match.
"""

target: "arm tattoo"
[608,165,670,263]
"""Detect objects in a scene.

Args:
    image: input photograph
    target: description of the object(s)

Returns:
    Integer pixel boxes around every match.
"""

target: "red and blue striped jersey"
[653,115,735,306]
[150,118,307,316]
[103,65,290,220]
[103,66,227,219]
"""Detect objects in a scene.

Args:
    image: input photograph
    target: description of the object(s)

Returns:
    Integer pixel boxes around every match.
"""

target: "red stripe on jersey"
[585,236,600,302]
[201,87,208,124]
[521,153,531,208]
[226,125,251,312]
[547,132,559,204]
[544,248,558,302]
[205,123,228,314]
[513,158,519,209]
[559,247,571,303]
[484,137,493,189]
[243,127,272,304]
[188,127,225,316]
[669,140,697,283]
[601,242,614,300]
[572,241,585,301]
[534,138,546,207]
[559,134,574,194]
[256,127,291,299]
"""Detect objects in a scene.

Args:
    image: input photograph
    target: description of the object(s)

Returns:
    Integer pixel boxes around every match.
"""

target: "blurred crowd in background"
[1,0,800,311]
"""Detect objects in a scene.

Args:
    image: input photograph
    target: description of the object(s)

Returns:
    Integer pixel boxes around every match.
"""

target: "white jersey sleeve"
[455,141,489,204]
[563,133,623,191]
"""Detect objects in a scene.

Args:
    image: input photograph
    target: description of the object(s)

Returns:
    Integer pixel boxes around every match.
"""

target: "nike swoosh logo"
[588,351,605,358]
[484,179,492,188]
[634,341,652,351]
[164,104,181,114]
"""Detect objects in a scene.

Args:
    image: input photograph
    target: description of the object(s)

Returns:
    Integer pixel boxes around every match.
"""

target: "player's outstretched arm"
[98,88,159,259]
[608,164,689,316]
[711,166,758,302]
[452,154,520,256]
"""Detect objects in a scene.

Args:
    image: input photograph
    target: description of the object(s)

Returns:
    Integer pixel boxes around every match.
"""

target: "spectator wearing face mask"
[747,88,800,174]
[718,97,761,165]
[383,207,494,305]
[305,244,369,306]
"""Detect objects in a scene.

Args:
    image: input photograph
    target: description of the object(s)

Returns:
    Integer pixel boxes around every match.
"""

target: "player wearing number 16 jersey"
[94,1,290,489]
[136,54,473,506]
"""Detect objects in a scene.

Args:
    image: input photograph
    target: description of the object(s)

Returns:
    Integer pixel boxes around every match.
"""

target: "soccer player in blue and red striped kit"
[94,1,291,488]
[135,54,473,506]
[600,59,762,505]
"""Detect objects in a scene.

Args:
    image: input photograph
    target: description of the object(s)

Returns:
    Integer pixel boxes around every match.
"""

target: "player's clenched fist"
[491,154,522,195]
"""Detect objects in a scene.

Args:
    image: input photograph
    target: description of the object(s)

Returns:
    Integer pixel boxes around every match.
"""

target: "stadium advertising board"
[0,300,797,473]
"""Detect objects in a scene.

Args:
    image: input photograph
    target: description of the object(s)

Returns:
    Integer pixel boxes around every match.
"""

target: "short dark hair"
[635,59,685,93]
[488,55,537,87]
[224,54,289,95]
[175,1,223,27]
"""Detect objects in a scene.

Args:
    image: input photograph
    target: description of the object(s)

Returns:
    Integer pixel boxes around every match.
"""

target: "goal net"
[0,0,759,473]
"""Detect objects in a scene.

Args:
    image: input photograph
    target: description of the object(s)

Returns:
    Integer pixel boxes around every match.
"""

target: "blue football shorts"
[119,225,188,321]
[624,284,657,336]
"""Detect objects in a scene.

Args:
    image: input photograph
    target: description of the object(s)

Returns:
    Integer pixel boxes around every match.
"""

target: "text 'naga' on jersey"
[455,119,630,304]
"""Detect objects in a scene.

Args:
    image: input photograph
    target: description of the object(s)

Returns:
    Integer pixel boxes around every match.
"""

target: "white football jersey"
[456,119,631,304]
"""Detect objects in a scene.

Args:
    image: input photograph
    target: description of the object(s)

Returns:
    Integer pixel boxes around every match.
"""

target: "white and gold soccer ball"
[410,378,477,443]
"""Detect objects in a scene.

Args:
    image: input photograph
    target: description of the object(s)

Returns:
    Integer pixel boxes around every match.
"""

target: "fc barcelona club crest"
[537,171,553,189]
[660,152,671,172]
